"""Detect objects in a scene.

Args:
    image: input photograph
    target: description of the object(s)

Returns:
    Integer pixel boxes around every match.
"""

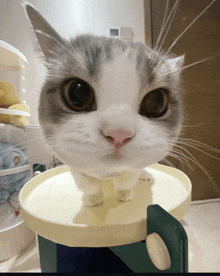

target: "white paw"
[139,170,152,181]
[115,190,134,202]
[82,193,104,207]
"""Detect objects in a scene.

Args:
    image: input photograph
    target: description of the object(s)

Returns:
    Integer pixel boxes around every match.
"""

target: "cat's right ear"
[22,1,65,60]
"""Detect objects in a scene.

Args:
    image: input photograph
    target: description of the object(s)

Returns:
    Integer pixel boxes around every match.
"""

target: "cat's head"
[24,3,184,172]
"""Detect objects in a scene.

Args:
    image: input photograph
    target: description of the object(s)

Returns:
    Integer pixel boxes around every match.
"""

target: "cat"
[23,2,185,206]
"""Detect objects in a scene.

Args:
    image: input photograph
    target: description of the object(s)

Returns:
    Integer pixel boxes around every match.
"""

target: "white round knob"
[146,233,171,271]
[34,171,41,177]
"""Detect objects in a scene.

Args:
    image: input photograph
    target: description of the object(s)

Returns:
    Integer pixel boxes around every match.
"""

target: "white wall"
[0,0,145,125]
[84,0,145,42]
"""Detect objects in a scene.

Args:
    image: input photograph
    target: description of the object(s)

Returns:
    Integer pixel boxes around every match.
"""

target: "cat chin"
[62,153,162,177]
[52,142,168,177]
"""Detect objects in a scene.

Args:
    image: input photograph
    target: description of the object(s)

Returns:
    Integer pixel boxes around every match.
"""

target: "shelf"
[0,40,28,69]
[0,108,30,118]
[0,164,30,177]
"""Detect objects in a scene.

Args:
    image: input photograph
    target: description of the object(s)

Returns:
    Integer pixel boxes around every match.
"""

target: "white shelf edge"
[0,108,30,118]
[0,40,28,64]
[0,164,30,176]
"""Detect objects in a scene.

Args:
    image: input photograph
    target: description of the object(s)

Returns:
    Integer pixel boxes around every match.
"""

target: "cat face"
[25,3,184,174]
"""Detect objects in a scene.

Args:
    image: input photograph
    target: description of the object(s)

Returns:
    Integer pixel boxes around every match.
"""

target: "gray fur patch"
[40,34,182,134]
[39,82,72,125]
[68,35,160,86]
[71,35,102,77]
[135,43,159,90]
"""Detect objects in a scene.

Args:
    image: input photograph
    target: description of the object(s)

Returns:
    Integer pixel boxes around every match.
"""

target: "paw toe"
[115,190,134,202]
[82,194,104,206]
[139,170,152,181]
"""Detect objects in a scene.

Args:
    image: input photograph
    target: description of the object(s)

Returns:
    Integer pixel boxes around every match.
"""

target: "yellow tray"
[19,164,191,247]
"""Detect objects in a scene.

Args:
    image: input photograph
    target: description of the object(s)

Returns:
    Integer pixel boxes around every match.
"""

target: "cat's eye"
[14,156,21,166]
[61,78,95,111]
[139,88,169,118]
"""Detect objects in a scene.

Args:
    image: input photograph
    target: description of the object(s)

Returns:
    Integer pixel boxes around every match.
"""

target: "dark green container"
[36,205,188,273]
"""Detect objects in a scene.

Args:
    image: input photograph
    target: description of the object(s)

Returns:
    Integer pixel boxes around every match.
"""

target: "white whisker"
[160,0,170,35]
[154,0,170,52]
[177,141,220,161]
[170,150,193,171]
[159,56,214,79]
[168,152,186,169]
[168,141,191,167]
[174,138,220,155]
[161,157,175,168]
[155,0,216,69]
[168,140,220,189]
[170,146,214,182]
[152,0,179,65]
[170,148,193,170]
[156,0,180,55]
[181,122,211,128]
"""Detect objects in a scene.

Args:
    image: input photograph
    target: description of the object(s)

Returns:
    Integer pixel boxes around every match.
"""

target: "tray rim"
[19,164,192,247]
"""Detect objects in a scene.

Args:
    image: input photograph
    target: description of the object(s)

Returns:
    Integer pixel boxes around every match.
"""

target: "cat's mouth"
[107,153,123,159]
[104,150,127,163]
[107,148,124,159]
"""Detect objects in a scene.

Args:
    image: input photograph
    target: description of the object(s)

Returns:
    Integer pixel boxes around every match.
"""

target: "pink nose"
[104,129,134,150]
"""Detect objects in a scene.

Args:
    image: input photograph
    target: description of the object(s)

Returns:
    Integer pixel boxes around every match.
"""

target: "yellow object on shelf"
[0,80,30,128]
[9,104,30,128]
[0,80,21,105]
[0,112,10,123]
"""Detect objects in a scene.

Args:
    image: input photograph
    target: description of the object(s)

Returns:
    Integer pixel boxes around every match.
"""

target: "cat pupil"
[139,89,168,118]
[62,79,95,111]
[69,81,89,106]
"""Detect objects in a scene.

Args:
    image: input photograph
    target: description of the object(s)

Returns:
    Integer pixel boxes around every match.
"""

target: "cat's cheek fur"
[51,114,169,168]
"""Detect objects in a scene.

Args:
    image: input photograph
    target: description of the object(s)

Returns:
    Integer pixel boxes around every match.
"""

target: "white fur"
[47,55,171,206]
[24,3,182,206]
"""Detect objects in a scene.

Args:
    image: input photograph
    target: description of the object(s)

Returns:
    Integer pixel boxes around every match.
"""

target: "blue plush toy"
[0,142,30,205]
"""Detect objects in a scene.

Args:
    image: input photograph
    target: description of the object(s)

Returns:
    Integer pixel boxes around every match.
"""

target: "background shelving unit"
[0,40,34,263]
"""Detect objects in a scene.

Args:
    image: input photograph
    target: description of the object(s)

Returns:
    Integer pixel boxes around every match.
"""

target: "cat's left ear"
[23,2,66,60]
[167,55,185,72]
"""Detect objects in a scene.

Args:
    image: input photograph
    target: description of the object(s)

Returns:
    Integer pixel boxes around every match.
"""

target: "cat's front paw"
[82,194,104,207]
[139,170,153,181]
[115,190,134,202]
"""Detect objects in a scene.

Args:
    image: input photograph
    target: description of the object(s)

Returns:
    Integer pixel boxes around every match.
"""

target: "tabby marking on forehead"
[68,35,157,83]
